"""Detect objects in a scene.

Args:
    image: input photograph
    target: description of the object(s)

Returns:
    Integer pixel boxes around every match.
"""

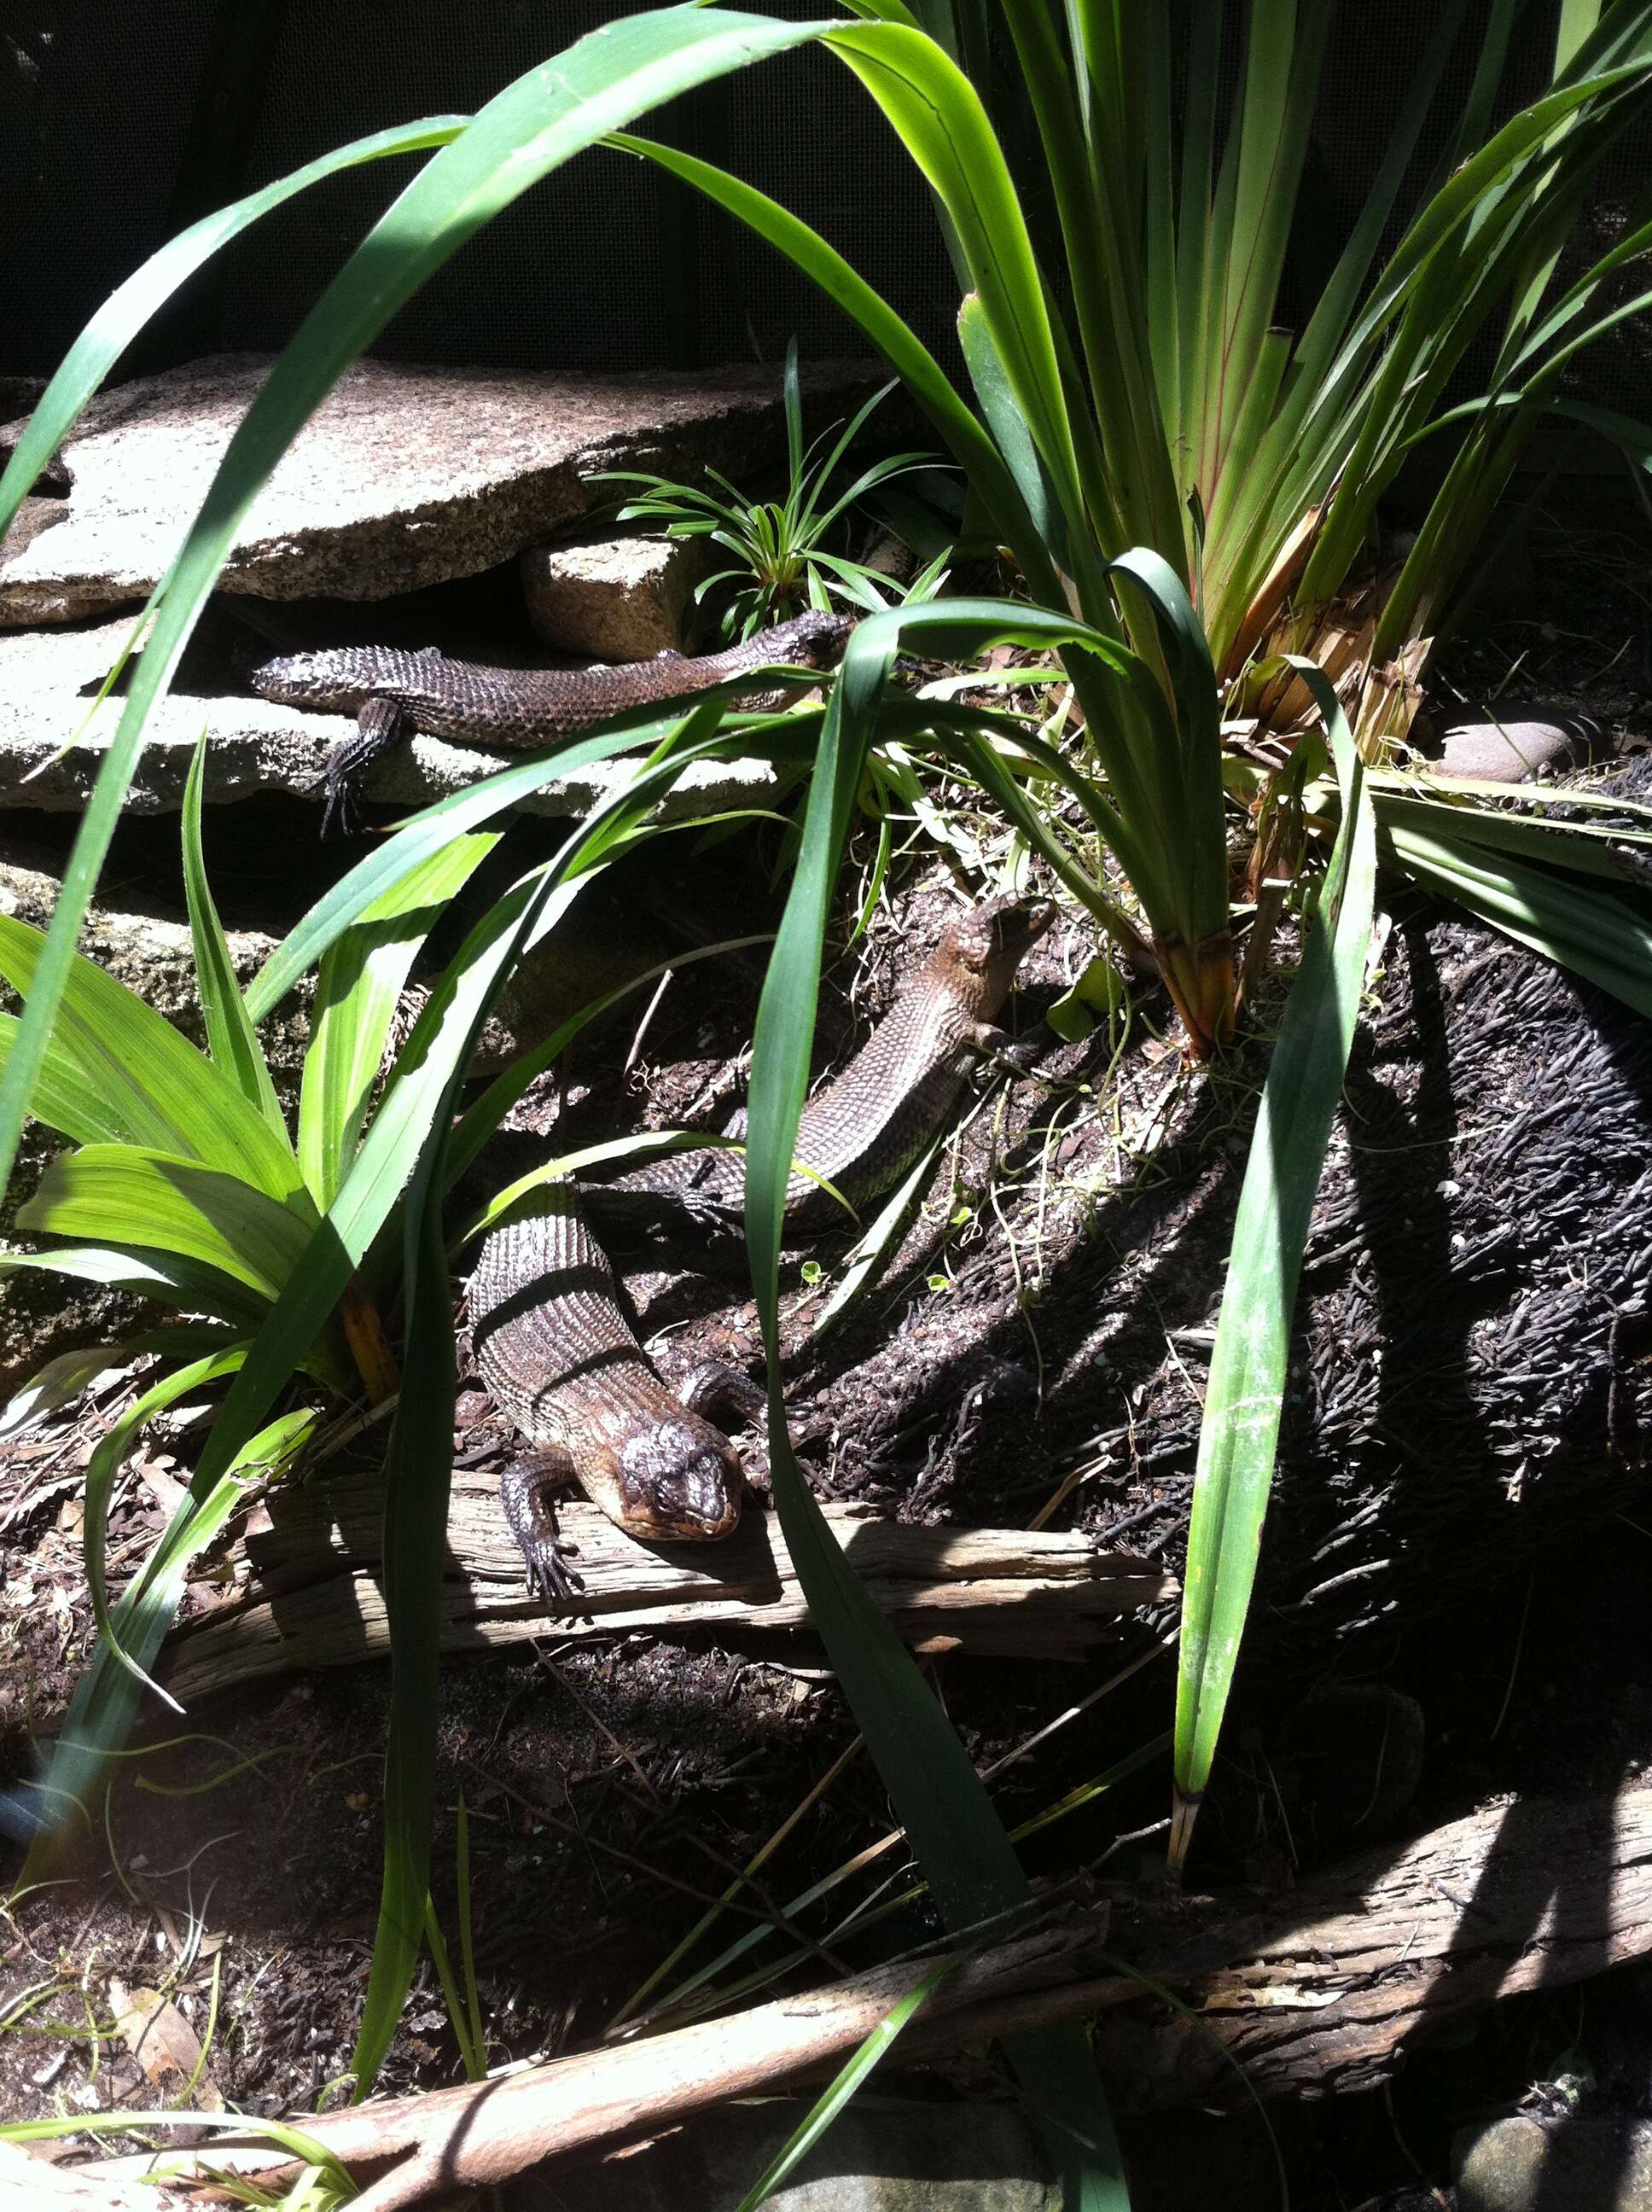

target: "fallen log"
[81,1780,1652,2209]
[158,1465,1173,1699]
[1094,1774,1652,2110]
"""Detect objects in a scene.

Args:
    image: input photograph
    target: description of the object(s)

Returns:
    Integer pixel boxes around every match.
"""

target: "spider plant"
[604,338,945,637]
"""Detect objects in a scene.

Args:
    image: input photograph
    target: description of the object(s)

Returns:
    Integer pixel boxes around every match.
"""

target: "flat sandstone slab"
[0,617,776,818]
[0,352,877,628]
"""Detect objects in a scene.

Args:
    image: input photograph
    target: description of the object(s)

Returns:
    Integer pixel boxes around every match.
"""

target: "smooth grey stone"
[1456,2113,1652,2210]
[504,2098,1059,2210]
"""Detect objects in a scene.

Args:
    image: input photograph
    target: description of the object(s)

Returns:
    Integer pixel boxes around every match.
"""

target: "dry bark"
[158,1466,1172,1699]
[81,1781,1652,2211]
[1094,1773,1652,2110]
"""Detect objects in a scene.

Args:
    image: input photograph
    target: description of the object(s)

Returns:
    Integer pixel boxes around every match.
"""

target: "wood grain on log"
[1094,1774,1652,2108]
[80,1783,1652,2211]
[158,1465,1174,1699]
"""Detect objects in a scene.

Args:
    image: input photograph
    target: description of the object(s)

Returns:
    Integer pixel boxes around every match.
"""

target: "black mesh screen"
[2,0,1648,430]
[220,0,684,368]
[695,18,958,372]
[1,2,218,372]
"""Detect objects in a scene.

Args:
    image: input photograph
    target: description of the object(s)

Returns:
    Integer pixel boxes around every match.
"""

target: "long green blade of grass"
[349,1039,465,2092]
[1170,661,1376,1879]
[826,21,1088,544]
[297,833,498,1209]
[743,617,1130,2203]
[181,739,288,1138]
[732,1960,955,2212]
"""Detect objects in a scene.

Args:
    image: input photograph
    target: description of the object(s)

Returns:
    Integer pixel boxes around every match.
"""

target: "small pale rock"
[1456,2113,1652,2210]
[521,529,707,659]
[0,352,880,628]
[1421,707,1604,783]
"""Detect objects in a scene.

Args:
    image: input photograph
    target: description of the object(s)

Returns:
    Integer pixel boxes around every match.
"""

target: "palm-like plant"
[606,339,945,635]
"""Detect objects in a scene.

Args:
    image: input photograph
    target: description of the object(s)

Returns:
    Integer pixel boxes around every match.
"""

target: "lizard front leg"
[499,1448,587,1613]
[678,1360,805,1499]
[678,1359,768,1432]
[967,1019,1050,1077]
[318,694,407,838]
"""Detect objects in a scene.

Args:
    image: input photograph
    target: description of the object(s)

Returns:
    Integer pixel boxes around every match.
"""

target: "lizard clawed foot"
[316,694,407,839]
[500,1454,588,1616]
[678,1359,768,1431]
[316,764,364,840]
[527,1535,586,1615]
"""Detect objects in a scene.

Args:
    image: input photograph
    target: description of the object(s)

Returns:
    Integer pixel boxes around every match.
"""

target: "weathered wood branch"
[0,2142,178,2211]
[83,1782,1652,2210]
[158,1466,1173,1698]
[85,1903,1121,2212]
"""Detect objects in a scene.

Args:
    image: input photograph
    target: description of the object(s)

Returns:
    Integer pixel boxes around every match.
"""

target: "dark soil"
[3,511,1651,2209]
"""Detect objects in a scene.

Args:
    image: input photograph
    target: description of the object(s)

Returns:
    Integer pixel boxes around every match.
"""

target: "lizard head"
[934,892,1056,1016]
[605,1411,744,1542]
[771,608,855,669]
